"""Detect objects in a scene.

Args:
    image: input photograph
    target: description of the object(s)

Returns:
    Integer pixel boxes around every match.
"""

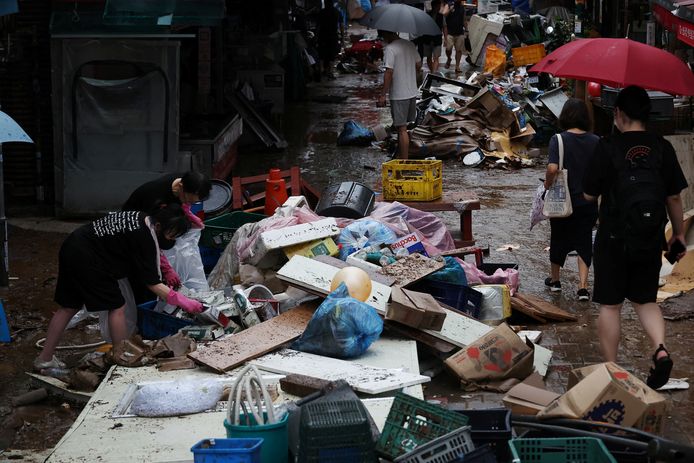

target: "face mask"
[157,234,177,250]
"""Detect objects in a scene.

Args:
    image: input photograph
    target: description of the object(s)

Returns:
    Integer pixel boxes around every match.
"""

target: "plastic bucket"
[315,182,376,219]
[224,412,288,463]
[203,179,233,218]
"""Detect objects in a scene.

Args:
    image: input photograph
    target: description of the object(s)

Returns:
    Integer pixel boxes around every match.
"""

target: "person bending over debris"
[377,30,422,160]
[34,206,204,371]
[583,85,687,390]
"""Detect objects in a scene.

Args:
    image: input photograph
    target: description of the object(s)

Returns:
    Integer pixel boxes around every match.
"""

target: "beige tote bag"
[542,134,573,218]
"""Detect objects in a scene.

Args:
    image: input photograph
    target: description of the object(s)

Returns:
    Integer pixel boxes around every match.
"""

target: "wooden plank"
[187,301,318,372]
[251,349,430,394]
[511,297,548,323]
[26,372,93,404]
[313,255,397,286]
[515,293,577,322]
[277,255,392,311]
[259,218,340,250]
[381,254,445,286]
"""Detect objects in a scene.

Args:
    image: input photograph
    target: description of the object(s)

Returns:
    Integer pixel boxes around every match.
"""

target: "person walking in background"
[583,86,687,389]
[443,0,466,73]
[317,0,341,79]
[377,29,422,160]
[414,0,446,73]
[543,98,599,301]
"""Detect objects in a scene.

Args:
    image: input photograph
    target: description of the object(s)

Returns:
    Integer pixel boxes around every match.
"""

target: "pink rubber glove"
[181,203,204,229]
[159,253,181,289]
[167,289,204,314]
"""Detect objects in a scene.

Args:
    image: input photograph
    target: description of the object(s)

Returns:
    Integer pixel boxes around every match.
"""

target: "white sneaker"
[33,355,67,371]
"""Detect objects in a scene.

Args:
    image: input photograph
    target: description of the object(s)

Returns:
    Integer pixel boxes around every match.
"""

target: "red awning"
[653,3,694,47]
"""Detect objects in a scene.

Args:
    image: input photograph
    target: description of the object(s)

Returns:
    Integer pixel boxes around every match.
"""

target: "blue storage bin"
[411,280,483,318]
[191,438,263,463]
[136,300,194,340]
[199,245,223,274]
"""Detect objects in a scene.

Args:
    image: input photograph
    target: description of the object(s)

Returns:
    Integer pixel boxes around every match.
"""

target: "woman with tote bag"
[543,98,599,301]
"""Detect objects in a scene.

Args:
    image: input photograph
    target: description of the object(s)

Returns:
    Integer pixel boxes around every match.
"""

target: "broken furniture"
[378,190,481,247]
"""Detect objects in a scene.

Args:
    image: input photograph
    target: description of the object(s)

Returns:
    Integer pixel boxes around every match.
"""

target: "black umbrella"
[358,4,441,36]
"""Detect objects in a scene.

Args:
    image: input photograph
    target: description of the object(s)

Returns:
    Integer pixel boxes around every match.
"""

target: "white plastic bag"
[130,377,226,417]
[530,183,548,230]
[164,228,209,292]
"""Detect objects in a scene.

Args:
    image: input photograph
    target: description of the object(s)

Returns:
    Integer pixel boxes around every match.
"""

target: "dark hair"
[181,171,211,201]
[150,203,190,238]
[615,85,651,124]
[558,98,591,131]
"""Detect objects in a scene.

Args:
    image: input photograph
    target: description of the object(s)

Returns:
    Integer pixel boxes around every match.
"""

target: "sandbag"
[292,283,383,359]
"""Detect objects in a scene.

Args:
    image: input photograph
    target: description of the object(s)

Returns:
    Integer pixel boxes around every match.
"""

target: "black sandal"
[646,344,673,390]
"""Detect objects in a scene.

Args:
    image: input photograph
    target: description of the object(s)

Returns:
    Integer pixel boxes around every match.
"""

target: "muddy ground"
[1,48,693,455]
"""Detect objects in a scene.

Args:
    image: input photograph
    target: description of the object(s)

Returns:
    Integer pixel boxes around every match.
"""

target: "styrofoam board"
[251,348,430,394]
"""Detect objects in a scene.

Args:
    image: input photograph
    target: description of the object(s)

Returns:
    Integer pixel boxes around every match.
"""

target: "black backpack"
[606,135,667,257]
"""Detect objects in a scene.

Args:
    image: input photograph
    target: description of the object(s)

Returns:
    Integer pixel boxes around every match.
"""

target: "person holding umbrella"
[583,86,687,389]
[377,29,422,160]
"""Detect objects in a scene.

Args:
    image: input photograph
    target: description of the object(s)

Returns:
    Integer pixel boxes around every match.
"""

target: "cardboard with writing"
[502,372,560,415]
[538,362,668,434]
[386,286,447,331]
[444,323,535,391]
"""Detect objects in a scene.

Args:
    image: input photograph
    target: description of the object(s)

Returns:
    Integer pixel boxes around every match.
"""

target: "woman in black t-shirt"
[34,205,204,371]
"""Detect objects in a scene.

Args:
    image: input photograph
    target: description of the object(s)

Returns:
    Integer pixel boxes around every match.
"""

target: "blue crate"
[136,300,193,340]
[199,245,223,274]
[191,438,263,463]
[411,280,484,318]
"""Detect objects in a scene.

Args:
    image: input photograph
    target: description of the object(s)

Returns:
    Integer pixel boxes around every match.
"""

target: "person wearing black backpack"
[583,85,688,390]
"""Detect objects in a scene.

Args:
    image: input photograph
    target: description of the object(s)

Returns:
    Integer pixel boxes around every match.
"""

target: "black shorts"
[592,231,662,305]
[54,234,125,312]
[549,203,598,267]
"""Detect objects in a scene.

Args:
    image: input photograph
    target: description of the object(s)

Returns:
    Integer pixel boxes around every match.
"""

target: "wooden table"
[379,190,481,247]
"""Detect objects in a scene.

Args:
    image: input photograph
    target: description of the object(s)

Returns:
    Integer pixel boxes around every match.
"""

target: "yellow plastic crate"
[382,159,442,201]
[511,43,546,66]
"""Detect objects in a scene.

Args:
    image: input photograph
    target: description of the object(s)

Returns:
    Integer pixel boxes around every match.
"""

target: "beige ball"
[330,267,372,302]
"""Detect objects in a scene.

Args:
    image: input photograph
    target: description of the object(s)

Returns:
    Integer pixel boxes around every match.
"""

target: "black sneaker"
[544,277,561,292]
[577,288,590,301]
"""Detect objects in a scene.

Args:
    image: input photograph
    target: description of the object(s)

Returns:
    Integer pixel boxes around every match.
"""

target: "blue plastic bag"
[337,219,397,260]
[337,120,375,146]
[425,256,468,285]
[292,283,383,359]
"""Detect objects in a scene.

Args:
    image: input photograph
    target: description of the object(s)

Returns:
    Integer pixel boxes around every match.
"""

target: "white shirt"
[384,38,421,100]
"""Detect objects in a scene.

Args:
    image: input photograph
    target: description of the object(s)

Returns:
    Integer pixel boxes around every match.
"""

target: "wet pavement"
[0,43,692,454]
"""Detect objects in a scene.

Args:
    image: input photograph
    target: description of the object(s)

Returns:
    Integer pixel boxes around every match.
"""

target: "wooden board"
[251,348,430,394]
[187,301,318,372]
[381,254,446,286]
[313,255,397,286]
[260,218,339,250]
[514,293,577,322]
[510,297,547,323]
[277,255,392,311]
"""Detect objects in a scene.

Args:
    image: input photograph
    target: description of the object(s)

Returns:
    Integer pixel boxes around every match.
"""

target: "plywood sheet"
[313,255,397,286]
[251,348,430,394]
[513,293,577,322]
[277,255,392,310]
[381,254,446,286]
[188,302,318,372]
[261,218,339,250]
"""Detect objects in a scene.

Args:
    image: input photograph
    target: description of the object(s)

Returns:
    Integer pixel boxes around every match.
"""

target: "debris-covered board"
[187,301,318,372]
[380,254,445,286]
[251,349,430,394]
[260,218,340,250]
[277,255,392,311]
[512,293,577,322]
[313,255,397,286]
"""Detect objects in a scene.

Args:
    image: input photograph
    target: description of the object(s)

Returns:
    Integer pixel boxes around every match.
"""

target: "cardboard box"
[283,237,339,259]
[388,232,429,256]
[444,323,534,389]
[467,87,517,130]
[503,373,560,415]
[538,362,668,434]
[386,287,447,331]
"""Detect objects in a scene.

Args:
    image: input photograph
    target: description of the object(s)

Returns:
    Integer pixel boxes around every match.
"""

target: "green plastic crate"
[508,437,617,463]
[376,392,469,460]
[199,212,266,249]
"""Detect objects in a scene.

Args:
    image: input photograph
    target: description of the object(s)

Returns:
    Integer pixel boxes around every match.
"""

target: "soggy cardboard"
[444,323,534,391]
[502,373,560,415]
[386,286,447,331]
[539,362,668,434]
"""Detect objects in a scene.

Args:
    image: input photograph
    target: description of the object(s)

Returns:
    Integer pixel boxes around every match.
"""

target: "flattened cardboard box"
[386,287,447,331]
[444,323,534,389]
[502,372,560,415]
[538,362,667,434]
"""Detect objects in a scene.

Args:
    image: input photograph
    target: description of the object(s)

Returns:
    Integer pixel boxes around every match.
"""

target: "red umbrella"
[530,38,694,96]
